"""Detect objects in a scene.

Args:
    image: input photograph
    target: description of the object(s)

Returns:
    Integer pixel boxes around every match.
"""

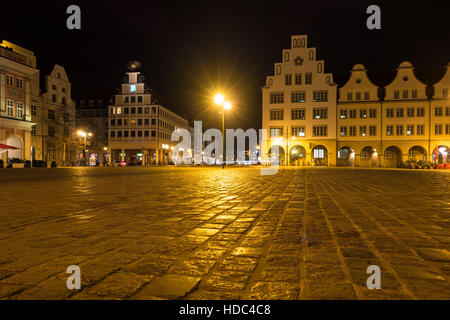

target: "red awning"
[0,143,20,150]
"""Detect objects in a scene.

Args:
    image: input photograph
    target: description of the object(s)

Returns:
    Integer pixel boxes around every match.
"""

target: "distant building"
[262,34,337,166]
[38,65,76,165]
[76,96,110,165]
[0,40,38,165]
[108,70,189,165]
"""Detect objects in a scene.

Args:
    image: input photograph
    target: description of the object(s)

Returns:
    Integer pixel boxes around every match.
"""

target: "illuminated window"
[130,85,136,92]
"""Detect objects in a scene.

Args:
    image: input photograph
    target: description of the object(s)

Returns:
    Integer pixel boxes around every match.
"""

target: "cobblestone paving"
[0,167,449,300]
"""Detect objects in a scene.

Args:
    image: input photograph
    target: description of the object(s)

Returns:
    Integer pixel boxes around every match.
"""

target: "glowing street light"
[214,93,232,169]
[77,130,92,166]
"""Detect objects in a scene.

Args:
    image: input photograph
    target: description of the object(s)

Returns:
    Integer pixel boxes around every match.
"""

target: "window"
[144,118,149,125]
[284,52,289,62]
[138,130,142,137]
[52,94,56,102]
[312,126,327,136]
[269,110,284,120]
[117,131,122,138]
[396,125,404,135]
[151,118,156,125]
[417,108,424,117]
[138,96,143,103]
[394,90,400,99]
[340,126,347,136]
[110,131,115,138]
[305,73,312,84]
[131,131,136,137]
[406,125,414,135]
[435,124,443,135]
[270,92,284,104]
[62,87,66,93]
[349,126,357,136]
[313,108,328,119]
[359,126,367,136]
[138,107,143,114]
[340,109,347,119]
[291,91,305,103]
[364,92,370,100]
[443,88,449,98]
[369,126,377,136]
[124,131,129,137]
[131,96,136,103]
[407,108,415,117]
[369,109,377,118]
[349,109,357,119]
[61,97,66,105]
[446,107,450,116]
[285,74,292,85]
[295,73,302,85]
[6,75,13,86]
[313,90,328,102]
[386,125,394,136]
[144,130,149,137]
[347,92,353,101]
[417,125,424,135]
[360,109,367,119]
[435,107,443,117]
[130,85,136,92]
[412,90,417,98]
[32,125,37,135]
[64,114,69,122]
[314,149,324,159]
[15,102,23,118]
[291,126,305,137]
[309,51,314,60]
[151,130,156,137]
[446,124,450,135]
[355,92,361,101]
[110,119,116,126]
[48,109,55,120]
[125,97,129,104]
[137,119,142,125]
[48,126,55,137]
[117,119,122,126]
[291,108,305,120]
[131,107,136,114]
[31,105,37,116]
[270,127,283,137]
[17,78,23,88]
[386,108,394,118]
[395,108,404,117]
[276,65,281,75]
[317,63,322,73]
[402,90,408,99]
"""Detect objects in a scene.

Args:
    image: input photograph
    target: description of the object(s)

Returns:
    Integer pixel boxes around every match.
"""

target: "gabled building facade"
[262,34,337,166]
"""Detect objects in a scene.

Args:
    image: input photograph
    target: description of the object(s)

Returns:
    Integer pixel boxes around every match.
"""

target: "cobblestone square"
[0,167,449,300]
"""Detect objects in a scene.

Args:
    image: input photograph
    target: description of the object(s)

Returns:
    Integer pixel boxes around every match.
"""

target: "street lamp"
[77,130,92,166]
[214,94,232,168]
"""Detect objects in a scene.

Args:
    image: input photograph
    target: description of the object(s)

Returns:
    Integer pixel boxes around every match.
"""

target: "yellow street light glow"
[214,93,225,105]
[103,147,108,151]
[224,101,232,110]
[88,132,93,137]
[77,130,86,137]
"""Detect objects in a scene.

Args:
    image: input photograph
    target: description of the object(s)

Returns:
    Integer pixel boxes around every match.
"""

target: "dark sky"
[2,0,449,130]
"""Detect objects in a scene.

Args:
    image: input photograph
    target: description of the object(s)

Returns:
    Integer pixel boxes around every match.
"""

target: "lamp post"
[77,130,92,166]
[214,94,231,169]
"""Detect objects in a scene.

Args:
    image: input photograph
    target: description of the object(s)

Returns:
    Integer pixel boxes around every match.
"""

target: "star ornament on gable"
[294,56,303,66]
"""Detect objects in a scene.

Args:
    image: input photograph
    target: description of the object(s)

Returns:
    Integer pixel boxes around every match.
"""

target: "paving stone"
[249,282,299,300]
[133,275,201,299]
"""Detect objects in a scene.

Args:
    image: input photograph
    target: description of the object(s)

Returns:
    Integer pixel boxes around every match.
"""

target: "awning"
[0,143,20,154]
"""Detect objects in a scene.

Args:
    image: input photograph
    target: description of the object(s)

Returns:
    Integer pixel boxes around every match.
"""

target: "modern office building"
[108,70,189,165]
[262,34,337,166]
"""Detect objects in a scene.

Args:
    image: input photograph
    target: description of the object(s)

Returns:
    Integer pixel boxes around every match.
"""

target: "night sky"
[2,0,449,130]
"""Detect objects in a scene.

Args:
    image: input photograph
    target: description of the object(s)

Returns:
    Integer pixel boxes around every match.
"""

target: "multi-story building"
[76,96,110,165]
[337,61,450,167]
[0,40,38,165]
[262,34,337,166]
[108,70,189,165]
[37,65,76,166]
[430,62,450,163]
[337,64,382,167]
